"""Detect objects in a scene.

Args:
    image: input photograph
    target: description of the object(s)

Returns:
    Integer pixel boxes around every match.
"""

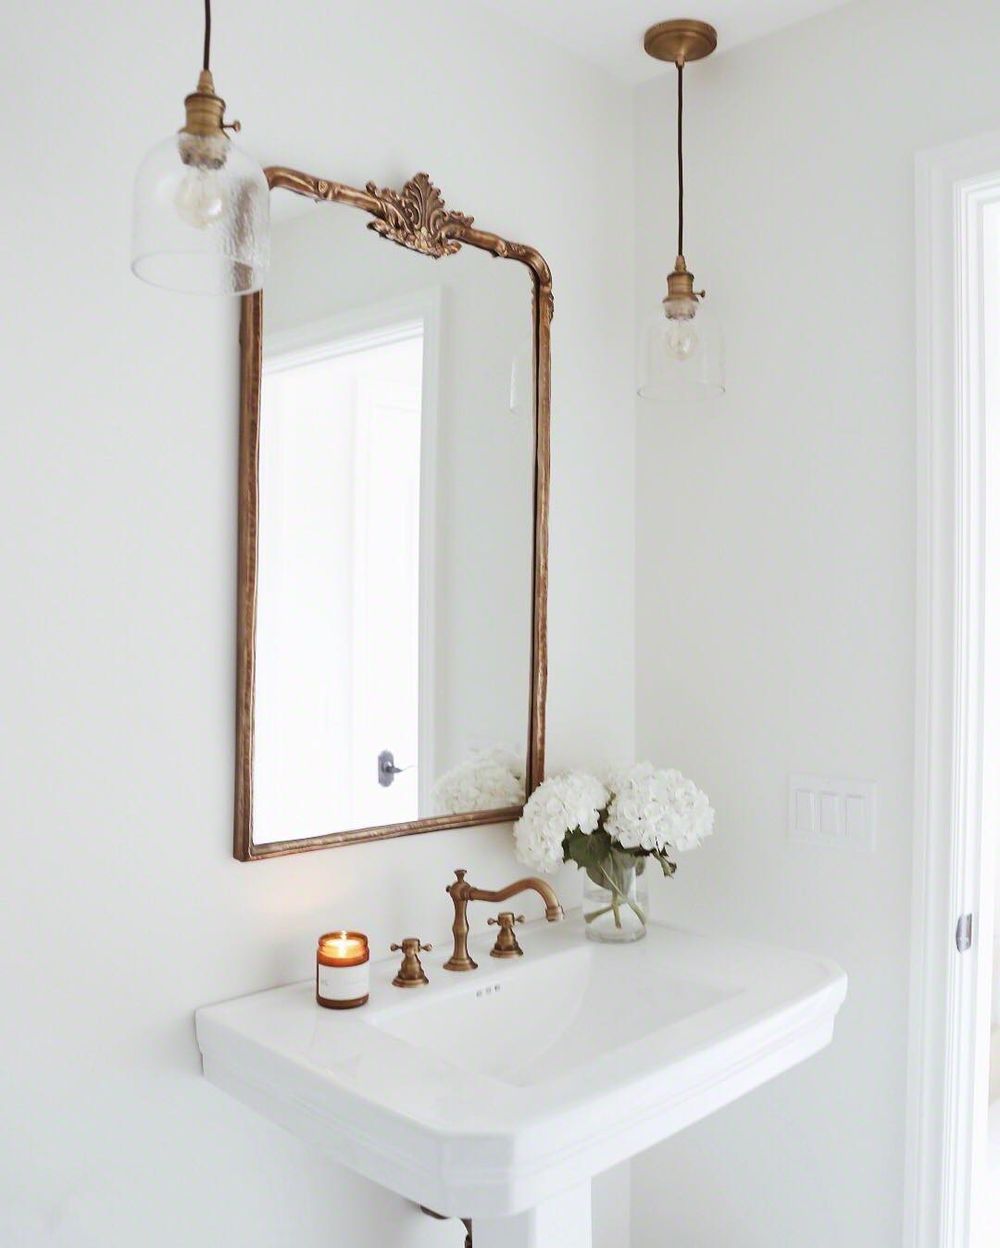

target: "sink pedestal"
[474,1183,592,1248]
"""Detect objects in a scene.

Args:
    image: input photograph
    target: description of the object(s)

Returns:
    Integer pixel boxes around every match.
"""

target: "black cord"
[203,0,212,71]
[676,59,684,259]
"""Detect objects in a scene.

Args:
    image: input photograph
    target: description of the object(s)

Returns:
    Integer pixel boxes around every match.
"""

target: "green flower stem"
[597,861,623,929]
[584,895,646,926]
[581,858,646,929]
[584,903,617,923]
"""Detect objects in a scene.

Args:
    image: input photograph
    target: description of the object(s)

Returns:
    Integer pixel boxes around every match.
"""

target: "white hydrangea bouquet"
[513,763,714,942]
[430,747,525,815]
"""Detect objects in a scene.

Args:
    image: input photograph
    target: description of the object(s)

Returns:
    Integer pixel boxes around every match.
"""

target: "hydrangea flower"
[604,761,714,854]
[513,772,609,874]
[430,747,525,815]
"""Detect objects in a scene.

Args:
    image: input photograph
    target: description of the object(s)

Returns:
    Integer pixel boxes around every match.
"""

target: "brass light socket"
[666,256,695,298]
[182,69,227,137]
[663,256,702,318]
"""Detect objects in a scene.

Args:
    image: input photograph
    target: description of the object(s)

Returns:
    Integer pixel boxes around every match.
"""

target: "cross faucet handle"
[390,937,432,988]
[488,911,526,959]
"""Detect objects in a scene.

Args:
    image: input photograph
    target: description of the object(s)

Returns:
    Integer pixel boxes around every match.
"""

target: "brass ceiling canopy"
[643,19,718,65]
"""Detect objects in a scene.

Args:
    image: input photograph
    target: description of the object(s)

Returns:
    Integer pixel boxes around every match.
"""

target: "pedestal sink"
[196,916,846,1247]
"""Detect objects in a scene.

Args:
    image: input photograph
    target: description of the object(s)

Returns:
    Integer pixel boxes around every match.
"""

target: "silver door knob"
[378,749,411,787]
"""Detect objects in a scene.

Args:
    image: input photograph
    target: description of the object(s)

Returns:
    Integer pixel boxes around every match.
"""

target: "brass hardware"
[444,869,563,971]
[643,19,718,65]
[177,68,242,176]
[234,170,553,861]
[664,255,705,319]
[182,69,227,139]
[488,912,525,958]
[390,938,432,987]
[366,172,474,259]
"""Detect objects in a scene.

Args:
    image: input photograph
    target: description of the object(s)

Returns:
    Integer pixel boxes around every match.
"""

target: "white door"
[349,362,422,826]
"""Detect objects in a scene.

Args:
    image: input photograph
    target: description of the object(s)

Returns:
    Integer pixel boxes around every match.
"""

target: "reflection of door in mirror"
[254,315,432,841]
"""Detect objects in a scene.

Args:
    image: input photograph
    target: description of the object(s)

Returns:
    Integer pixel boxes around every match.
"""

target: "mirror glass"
[249,189,536,845]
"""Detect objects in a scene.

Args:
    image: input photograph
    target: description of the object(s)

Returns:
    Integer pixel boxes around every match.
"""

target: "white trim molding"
[906,131,1000,1248]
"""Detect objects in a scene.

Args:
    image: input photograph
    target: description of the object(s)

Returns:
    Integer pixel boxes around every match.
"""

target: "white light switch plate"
[788,775,877,851]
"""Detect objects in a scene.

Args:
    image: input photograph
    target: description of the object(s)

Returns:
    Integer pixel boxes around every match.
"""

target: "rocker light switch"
[788,775,877,852]
[819,792,842,839]
[793,789,816,836]
[844,794,868,844]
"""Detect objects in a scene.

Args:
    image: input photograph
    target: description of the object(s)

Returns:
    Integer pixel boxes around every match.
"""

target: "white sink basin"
[196,915,845,1245]
[371,943,731,1086]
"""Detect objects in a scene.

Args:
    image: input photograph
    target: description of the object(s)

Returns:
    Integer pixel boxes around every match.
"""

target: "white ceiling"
[474,0,853,82]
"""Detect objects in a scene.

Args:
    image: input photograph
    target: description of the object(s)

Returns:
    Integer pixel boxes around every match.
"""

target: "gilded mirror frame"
[234,168,552,860]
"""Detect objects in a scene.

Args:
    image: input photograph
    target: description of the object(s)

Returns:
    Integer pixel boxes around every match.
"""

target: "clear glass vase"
[583,855,648,943]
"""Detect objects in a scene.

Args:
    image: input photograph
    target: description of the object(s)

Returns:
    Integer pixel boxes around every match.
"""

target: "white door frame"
[906,131,1000,1248]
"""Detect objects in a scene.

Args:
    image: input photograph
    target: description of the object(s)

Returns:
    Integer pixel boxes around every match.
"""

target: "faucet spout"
[468,876,564,922]
[443,869,563,972]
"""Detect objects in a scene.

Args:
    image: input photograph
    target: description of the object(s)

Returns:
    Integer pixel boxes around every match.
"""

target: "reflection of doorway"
[254,299,436,842]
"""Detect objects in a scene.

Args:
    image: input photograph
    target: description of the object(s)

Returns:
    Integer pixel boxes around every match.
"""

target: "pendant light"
[131,0,269,295]
[638,20,724,401]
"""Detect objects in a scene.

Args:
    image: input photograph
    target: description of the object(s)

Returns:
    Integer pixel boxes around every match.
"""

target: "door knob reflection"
[377,749,412,788]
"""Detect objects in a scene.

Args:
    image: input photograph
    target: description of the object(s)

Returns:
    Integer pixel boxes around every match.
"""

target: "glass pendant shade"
[131,130,269,295]
[638,294,724,402]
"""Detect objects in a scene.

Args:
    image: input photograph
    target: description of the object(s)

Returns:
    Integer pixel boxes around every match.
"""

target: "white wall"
[0,3,634,1245]
[633,1,1000,1245]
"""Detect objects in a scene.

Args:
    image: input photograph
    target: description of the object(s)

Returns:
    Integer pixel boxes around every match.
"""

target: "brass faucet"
[444,868,563,971]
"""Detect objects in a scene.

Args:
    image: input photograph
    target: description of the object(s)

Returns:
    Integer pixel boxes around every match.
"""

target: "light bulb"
[638,290,723,399]
[665,316,699,361]
[174,130,230,229]
[174,168,228,228]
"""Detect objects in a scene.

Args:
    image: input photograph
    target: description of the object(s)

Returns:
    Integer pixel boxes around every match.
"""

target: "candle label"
[318,962,369,1003]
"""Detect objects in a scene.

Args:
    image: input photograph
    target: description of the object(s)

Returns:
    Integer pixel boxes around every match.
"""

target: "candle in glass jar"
[316,931,370,1009]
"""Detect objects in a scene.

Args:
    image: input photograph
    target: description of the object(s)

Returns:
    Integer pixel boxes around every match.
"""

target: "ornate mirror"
[234,170,552,859]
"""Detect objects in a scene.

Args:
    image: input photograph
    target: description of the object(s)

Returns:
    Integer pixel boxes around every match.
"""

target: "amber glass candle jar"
[316,931,370,1009]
